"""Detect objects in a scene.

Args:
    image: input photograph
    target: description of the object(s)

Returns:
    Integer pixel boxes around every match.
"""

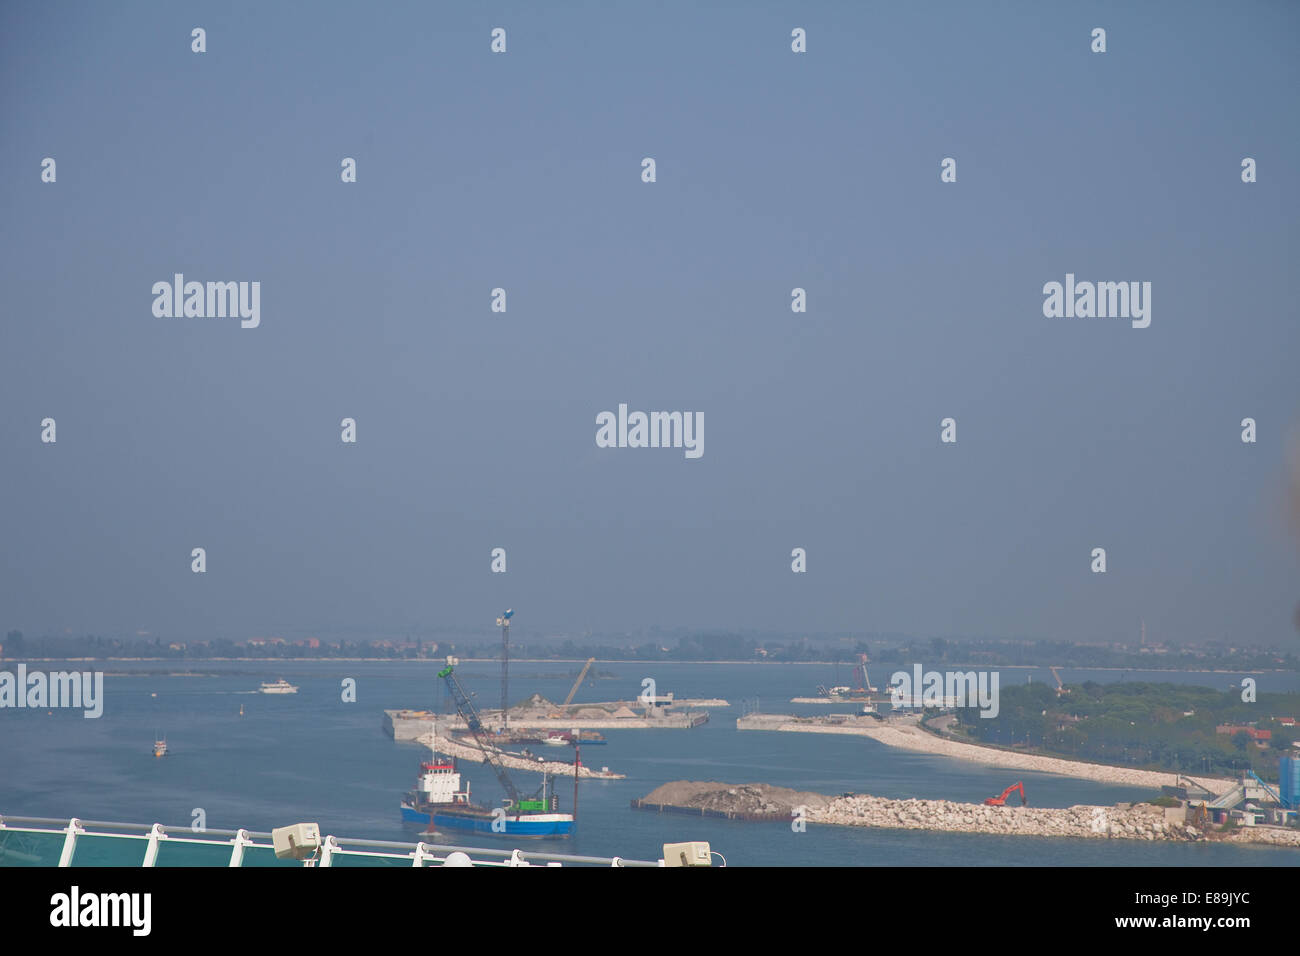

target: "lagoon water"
[1,661,1296,866]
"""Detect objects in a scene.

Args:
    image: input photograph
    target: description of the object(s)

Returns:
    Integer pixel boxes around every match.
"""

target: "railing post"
[318,835,339,867]
[229,829,253,867]
[506,849,528,867]
[142,823,166,867]
[412,842,433,867]
[58,818,84,867]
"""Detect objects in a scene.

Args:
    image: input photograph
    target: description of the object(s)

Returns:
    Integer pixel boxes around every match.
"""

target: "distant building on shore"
[1216,724,1272,746]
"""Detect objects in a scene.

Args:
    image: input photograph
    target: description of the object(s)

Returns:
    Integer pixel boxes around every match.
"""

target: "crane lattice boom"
[438,664,523,805]
[563,658,596,707]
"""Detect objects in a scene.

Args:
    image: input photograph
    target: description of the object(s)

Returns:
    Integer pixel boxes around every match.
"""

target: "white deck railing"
[0,815,663,867]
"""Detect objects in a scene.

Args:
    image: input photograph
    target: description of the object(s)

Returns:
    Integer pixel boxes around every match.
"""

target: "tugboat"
[399,728,474,825]
[153,735,167,758]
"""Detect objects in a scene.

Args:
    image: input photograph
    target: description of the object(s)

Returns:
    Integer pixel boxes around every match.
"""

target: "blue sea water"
[1,660,1296,866]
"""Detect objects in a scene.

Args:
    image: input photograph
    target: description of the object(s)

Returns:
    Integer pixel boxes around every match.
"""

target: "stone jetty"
[637,780,1300,847]
[810,795,1209,842]
[415,731,624,780]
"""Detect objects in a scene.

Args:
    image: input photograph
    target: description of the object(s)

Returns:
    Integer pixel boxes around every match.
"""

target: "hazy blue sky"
[2,1,1297,647]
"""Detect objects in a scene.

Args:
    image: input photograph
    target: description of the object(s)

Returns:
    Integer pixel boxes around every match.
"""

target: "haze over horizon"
[2,2,1298,648]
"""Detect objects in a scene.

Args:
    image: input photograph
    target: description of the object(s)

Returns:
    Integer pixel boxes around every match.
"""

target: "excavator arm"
[984,782,1027,806]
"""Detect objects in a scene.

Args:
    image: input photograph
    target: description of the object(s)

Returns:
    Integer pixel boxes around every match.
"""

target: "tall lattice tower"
[497,609,514,730]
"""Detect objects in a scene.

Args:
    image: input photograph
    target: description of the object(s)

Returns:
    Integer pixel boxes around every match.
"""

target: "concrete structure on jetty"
[386,693,719,740]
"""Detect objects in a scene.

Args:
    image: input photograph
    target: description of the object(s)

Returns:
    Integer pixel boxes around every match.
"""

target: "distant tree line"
[3,628,1295,672]
[955,681,1300,781]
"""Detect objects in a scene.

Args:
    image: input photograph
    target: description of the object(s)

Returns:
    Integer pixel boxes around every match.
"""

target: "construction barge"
[791,655,881,705]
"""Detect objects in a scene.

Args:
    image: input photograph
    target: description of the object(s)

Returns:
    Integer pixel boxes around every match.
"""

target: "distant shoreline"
[0,657,1292,674]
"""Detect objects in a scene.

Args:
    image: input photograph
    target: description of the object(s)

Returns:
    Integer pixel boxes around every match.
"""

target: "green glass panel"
[0,829,65,866]
[68,834,150,866]
[154,839,240,866]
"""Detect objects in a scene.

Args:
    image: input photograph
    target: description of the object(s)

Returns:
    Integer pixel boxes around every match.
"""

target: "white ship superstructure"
[259,679,298,695]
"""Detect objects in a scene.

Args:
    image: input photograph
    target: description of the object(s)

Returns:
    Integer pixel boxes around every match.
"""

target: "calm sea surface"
[2,661,1297,866]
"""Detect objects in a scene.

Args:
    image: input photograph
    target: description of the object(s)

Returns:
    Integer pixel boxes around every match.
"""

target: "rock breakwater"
[811,795,1210,841]
[637,781,1300,848]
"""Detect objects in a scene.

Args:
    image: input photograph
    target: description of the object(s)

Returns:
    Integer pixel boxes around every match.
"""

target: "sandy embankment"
[860,721,1231,791]
[737,714,1232,792]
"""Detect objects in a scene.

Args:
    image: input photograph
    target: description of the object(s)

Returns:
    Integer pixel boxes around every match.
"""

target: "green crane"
[438,663,546,809]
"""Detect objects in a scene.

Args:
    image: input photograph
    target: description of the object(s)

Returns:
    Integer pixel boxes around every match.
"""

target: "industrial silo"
[1281,755,1300,810]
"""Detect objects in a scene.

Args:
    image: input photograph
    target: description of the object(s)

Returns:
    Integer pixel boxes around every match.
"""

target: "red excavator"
[984,782,1027,806]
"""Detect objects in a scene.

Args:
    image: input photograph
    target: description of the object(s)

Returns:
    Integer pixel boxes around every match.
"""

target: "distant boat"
[153,736,167,758]
[258,679,298,695]
[239,703,244,717]
[543,734,570,746]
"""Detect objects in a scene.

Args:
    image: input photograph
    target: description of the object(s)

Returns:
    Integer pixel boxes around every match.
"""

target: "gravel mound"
[640,780,834,815]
